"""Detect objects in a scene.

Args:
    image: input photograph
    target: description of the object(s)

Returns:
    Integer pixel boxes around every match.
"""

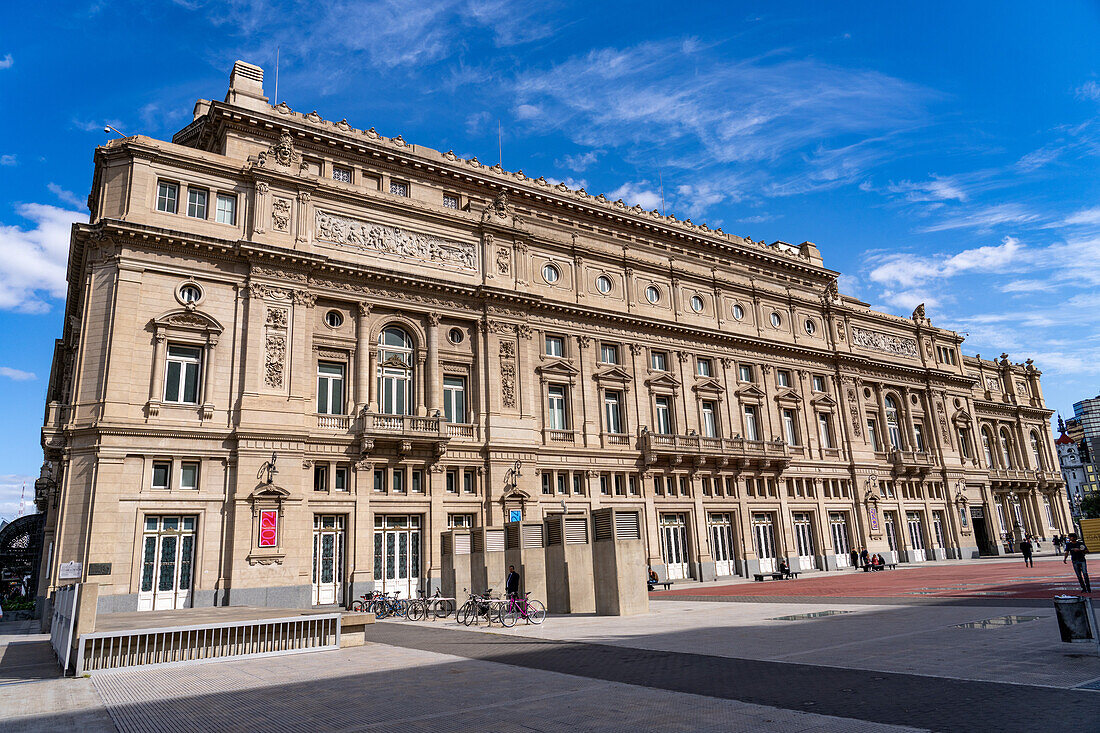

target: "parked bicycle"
[456,588,500,626]
[406,589,456,621]
[500,591,546,627]
[350,590,406,619]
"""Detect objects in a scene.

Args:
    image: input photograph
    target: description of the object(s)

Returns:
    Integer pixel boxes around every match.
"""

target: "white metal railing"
[75,613,341,675]
[316,414,351,430]
[50,583,81,674]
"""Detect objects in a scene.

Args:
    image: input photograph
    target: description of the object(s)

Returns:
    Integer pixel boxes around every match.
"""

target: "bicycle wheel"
[457,601,473,626]
[500,606,518,627]
[526,600,546,625]
[373,601,389,619]
[408,602,426,622]
[350,599,365,612]
[434,599,455,619]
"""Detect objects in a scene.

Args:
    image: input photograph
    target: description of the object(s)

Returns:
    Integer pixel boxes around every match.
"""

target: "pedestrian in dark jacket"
[505,565,521,598]
[1019,538,1034,568]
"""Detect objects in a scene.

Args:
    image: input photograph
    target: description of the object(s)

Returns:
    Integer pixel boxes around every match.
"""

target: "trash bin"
[1053,595,1095,643]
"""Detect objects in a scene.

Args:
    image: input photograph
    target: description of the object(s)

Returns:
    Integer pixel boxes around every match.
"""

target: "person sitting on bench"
[778,560,793,579]
[870,554,885,571]
[647,568,659,591]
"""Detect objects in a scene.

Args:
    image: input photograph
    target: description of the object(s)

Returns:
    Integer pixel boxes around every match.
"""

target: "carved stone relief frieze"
[846,388,862,437]
[264,306,289,389]
[496,247,511,275]
[850,326,918,358]
[272,198,291,232]
[499,341,517,409]
[315,210,476,271]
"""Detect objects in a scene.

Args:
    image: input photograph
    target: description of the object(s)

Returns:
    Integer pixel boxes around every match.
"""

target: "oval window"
[596,275,613,294]
[804,319,816,335]
[179,283,202,304]
[770,312,782,328]
[325,310,344,328]
[542,263,560,284]
[732,303,745,321]
[645,285,661,304]
[690,295,704,313]
[448,327,464,344]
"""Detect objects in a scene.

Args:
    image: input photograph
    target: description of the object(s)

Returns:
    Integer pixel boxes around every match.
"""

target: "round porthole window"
[770,312,782,328]
[690,295,704,313]
[804,319,816,335]
[178,283,203,304]
[448,327,464,344]
[325,310,344,328]
[645,285,661,304]
[596,275,613,294]
[542,263,561,284]
[864,387,873,399]
[732,303,745,321]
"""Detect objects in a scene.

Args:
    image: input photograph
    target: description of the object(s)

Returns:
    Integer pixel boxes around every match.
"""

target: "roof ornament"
[257,131,303,173]
[911,303,929,325]
[480,191,524,230]
[823,278,841,305]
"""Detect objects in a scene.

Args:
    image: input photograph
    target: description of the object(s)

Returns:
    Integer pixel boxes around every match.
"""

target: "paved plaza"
[1,557,1098,732]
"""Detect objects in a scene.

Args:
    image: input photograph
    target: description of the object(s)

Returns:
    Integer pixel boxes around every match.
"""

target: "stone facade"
[35,61,1071,612]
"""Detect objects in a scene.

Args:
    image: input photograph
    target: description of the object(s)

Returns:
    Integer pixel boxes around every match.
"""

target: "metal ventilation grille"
[485,528,505,552]
[546,518,563,545]
[472,531,484,553]
[506,523,520,550]
[442,534,453,555]
[615,511,641,540]
[521,523,544,548]
[564,516,588,544]
[593,511,613,541]
[454,533,471,555]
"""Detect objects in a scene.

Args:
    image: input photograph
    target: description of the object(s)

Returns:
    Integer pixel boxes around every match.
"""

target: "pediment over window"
[810,393,838,409]
[734,383,766,401]
[536,360,580,379]
[593,365,633,383]
[248,484,291,502]
[644,372,681,390]
[952,409,973,426]
[774,388,803,405]
[498,487,532,504]
[691,377,725,394]
[153,309,224,335]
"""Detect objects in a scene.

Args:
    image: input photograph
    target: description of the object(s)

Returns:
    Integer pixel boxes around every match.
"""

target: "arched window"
[378,326,413,415]
[999,428,1014,469]
[884,395,903,450]
[1030,431,1044,470]
[981,428,995,467]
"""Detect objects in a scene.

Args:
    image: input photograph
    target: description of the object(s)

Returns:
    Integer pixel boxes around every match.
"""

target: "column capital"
[357,302,372,318]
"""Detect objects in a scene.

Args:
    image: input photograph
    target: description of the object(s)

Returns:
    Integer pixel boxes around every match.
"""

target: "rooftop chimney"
[224,60,269,112]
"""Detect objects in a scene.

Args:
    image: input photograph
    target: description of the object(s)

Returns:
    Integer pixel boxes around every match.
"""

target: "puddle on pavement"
[770,610,854,621]
[953,615,1046,629]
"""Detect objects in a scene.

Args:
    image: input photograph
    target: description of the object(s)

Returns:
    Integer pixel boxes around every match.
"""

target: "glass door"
[373,515,421,598]
[907,511,926,561]
[752,514,777,573]
[884,513,898,553]
[312,515,345,605]
[708,513,735,577]
[793,512,816,569]
[138,516,195,611]
[660,514,689,579]
[830,513,851,566]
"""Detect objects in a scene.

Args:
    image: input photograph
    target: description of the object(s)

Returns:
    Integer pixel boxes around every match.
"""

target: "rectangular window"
[743,406,759,441]
[701,401,717,438]
[667,477,677,496]
[557,473,568,494]
[614,475,625,496]
[655,396,672,435]
[545,335,564,357]
[957,428,971,459]
[629,476,638,495]
[164,344,202,404]
[187,188,208,219]
[782,409,798,446]
[334,466,348,491]
[390,180,409,197]
[152,461,171,490]
[442,194,459,209]
[447,469,459,493]
[604,390,623,433]
[600,343,619,365]
[374,468,386,493]
[443,376,466,423]
[739,364,753,382]
[411,469,423,493]
[600,474,610,496]
[573,474,583,495]
[314,464,329,491]
[547,384,568,430]
[156,181,178,213]
[913,423,926,452]
[777,370,791,387]
[653,476,663,496]
[818,413,834,449]
[812,375,826,392]
[332,166,352,183]
[215,193,237,225]
[697,358,712,377]
[679,477,689,496]
[651,351,667,371]
[317,362,345,415]
[463,470,475,494]
[179,461,199,491]
[392,468,405,493]
[449,513,475,528]
[867,418,880,451]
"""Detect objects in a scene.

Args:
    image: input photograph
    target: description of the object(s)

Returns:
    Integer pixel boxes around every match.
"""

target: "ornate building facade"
[36,62,1070,612]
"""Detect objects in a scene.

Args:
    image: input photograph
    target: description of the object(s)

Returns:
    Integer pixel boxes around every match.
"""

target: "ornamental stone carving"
[264,334,286,388]
[500,340,516,359]
[847,388,862,437]
[272,198,291,232]
[496,247,511,275]
[850,327,918,358]
[315,210,476,271]
[257,132,303,172]
[265,307,287,329]
[291,290,317,307]
[500,363,517,408]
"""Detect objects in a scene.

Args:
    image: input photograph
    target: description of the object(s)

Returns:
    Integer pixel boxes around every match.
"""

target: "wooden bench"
[753,571,800,581]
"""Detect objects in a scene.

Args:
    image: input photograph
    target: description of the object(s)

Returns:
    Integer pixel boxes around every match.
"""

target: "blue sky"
[1,1,1099,519]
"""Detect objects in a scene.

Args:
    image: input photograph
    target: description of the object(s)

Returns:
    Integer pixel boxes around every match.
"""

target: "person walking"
[1063,533,1092,593]
[849,548,859,569]
[505,564,521,598]
[1053,535,1063,554]
[1019,537,1034,568]
[859,547,871,572]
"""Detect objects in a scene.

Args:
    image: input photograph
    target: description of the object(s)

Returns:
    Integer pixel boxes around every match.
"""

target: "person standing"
[505,564,521,598]
[1063,533,1092,593]
[859,547,871,572]
[1019,537,1034,568]
[849,548,859,569]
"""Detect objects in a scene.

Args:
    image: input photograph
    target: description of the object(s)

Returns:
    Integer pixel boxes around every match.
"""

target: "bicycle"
[406,589,455,621]
[456,588,499,626]
[499,591,546,627]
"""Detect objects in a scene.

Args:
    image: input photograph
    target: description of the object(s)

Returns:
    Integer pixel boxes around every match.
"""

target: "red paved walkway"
[652,557,1090,600]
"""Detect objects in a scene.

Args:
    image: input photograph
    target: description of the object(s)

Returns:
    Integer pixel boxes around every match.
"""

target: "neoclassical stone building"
[35,62,1070,612]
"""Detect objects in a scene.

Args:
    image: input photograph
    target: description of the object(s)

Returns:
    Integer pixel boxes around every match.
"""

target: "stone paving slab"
[89,641,923,733]
[365,621,1099,732]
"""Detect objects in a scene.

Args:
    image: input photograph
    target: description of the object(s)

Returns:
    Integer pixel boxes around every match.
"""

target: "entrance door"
[972,507,993,556]
[830,513,851,567]
[752,514,777,574]
[374,515,421,598]
[312,515,345,606]
[138,516,195,611]
[884,513,898,554]
[708,513,735,577]
[793,512,816,569]
[907,511,926,561]
[660,514,689,579]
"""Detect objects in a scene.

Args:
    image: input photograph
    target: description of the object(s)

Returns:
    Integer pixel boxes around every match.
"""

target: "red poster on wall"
[259,509,278,547]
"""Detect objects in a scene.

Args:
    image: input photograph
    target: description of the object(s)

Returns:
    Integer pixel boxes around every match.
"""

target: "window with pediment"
[379,325,414,415]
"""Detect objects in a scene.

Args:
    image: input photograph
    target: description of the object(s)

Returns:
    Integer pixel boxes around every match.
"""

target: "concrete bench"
[753,572,799,582]
[648,581,673,591]
[339,612,376,648]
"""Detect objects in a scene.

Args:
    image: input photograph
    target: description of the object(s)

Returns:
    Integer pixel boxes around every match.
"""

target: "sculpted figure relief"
[850,326,919,358]
[315,210,476,270]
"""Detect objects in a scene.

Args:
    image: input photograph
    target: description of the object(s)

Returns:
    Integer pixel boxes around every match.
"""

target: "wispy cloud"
[0,367,35,381]
[608,181,662,210]
[0,154,15,166]
[917,203,1039,233]
[0,203,86,313]
[886,174,968,202]
[555,150,603,172]
[1064,206,1100,227]
[1075,80,1100,101]
[47,183,86,210]
[0,54,12,70]
[0,474,34,522]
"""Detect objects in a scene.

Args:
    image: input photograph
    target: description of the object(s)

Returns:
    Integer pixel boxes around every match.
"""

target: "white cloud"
[555,150,603,172]
[0,367,35,381]
[0,474,34,523]
[886,174,968,202]
[544,176,588,190]
[918,203,1039,233]
[47,183,86,210]
[1064,206,1100,227]
[1076,80,1100,101]
[608,182,662,210]
[0,154,15,166]
[738,214,774,224]
[465,111,491,136]
[0,203,86,313]
[0,54,12,70]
